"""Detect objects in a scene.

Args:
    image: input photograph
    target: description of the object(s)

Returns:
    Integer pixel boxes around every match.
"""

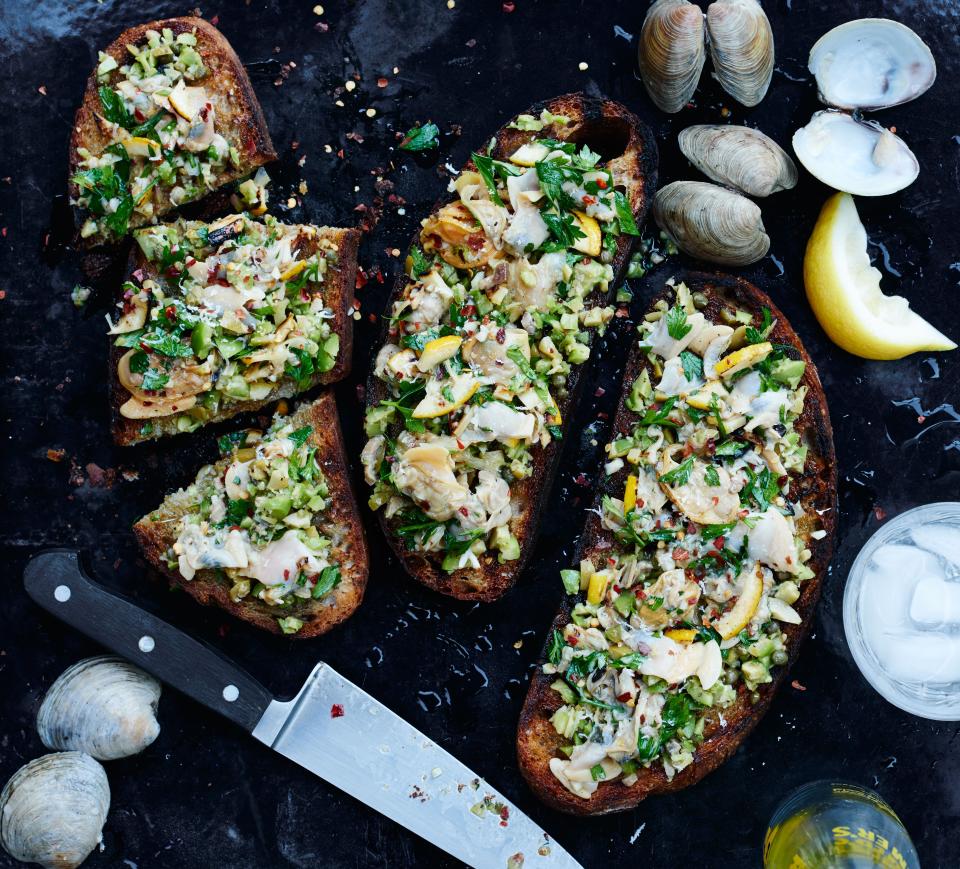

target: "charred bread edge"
[69,16,277,246]
[516,269,838,814]
[365,92,658,602]
[110,224,361,446]
[133,390,369,637]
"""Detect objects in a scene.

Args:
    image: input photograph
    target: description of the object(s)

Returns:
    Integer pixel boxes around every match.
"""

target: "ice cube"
[862,545,935,628]
[876,633,960,685]
[911,525,960,573]
[910,576,960,628]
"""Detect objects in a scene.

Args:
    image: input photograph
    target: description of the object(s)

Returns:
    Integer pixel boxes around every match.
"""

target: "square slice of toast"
[110,213,360,445]
[134,392,368,637]
[69,17,276,245]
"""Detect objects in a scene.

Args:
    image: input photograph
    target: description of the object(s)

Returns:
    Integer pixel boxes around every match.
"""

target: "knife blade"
[23,550,582,869]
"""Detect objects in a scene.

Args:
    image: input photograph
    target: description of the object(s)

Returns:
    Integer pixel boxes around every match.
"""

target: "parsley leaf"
[140,331,194,357]
[640,396,679,428]
[506,345,537,381]
[680,350,703,382]
[312,565,341,599]
[400,122,440,152]
[223,498,250,527]
[614,190,640,236]
[741,465,780,512]
[535,158,580,212]
[745,307,773,345]
[140,367,169,391]
[666,304,692,340]
[541,210,586,251]
[408,246,432,277]
[704,465,721,487]
[547,629,565,665]
[284,347,317,389]
[288,426,313,448]
[98,86,134,129]
[659,456,695,486]
[471,152,521,206]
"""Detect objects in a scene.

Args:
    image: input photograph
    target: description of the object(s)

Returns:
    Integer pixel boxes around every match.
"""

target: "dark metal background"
[1,1,958,866]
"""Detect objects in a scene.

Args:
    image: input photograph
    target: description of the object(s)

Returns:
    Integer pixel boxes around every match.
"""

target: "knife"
[23,550,581,869]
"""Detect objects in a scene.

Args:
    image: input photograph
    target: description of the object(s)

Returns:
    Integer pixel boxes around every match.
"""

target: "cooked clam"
[792,110,919,196]
[0,752,110,869]
[706,0,774,107]
[678,125,797,197]
[809,19,936,111]
[653,180,769,266]
[37,656,162,761]
[637,0,706,114]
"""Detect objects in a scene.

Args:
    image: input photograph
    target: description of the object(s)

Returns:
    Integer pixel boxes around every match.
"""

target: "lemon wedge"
[417,334,462,372]
[714,342,772,378]
[713,564,764,640]
[622,474,638,515]
[572,211,601,257]
[804,192,956,360]
[279,260,307,282]
[412,373,479,418]
[586,571,611,605]
[508,142,550,167]
[122,137,161,158]
[664,628,698,643]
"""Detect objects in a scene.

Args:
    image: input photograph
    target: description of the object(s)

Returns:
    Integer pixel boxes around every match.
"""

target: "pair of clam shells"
[638,0,774,113]
[793,19,936,197]
[654,125,797,266]
[1,657,161,869]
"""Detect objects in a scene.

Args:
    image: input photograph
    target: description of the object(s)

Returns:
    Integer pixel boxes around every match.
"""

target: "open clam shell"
[37,656,162,761]
[809,18,936,111]
[706,0,774,107]
[637,0,707,114]
[792,110,919,197]
[653,180,770,266]
[0,752,110,869]
[678,125,797,197]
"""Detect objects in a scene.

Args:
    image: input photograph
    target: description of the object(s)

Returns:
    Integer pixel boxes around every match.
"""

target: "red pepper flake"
[164,305,177,320]
[377,77,389,88]
[594,387,605,397]
[38,85,47,96]
[355,267,369,289]
[566,635,578,646]
[596,177,608,189]
[874,505,887,521]
[573,472,590,487]
[672,547,689,563]
[791,680,806,692]
[496,327,506,344]
[499,805,510,825]
[46,448,66,463]
[502,1,515,11]
[617,691,632,702]
[713,536,726,548]
[330,703,345,718]
[459,506,469,517]
[210,14,220,26]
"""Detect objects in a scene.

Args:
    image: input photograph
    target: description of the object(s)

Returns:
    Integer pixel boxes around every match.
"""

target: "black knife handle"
[24,549,273,733]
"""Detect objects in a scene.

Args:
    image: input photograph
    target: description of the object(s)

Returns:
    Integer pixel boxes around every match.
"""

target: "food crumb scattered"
[345,80,356,92]
[365,107,377,118]
[38,85,47,95]
[791,680,806,692]
[330,703,345,718]
[313,3,324,13]
[46,448,66,463]
[578,61,589,71]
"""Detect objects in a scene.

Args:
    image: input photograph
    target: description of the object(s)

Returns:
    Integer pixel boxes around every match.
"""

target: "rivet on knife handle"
[23,549,273,732]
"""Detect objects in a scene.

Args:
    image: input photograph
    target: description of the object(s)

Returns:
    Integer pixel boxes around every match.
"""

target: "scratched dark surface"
[1,1,959,867]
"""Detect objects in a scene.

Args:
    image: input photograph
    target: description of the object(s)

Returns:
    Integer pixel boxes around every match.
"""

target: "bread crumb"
[313,4,324,13]
[578,61,589,71]
[345,80,356,92]
[365,107,377,118]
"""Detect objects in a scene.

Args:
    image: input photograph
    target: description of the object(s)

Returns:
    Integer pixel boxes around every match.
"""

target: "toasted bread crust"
[133,392,368,637]
[516,271,837,814]
[366,93,658,602]
[110,222,360,446]
[69,16,277,246]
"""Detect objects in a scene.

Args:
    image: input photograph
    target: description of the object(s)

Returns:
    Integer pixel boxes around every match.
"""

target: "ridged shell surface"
[0,752,110,869]
[706,0,774,107]
[678,125,797,197]
[638,0,707,113]
[37,655,161,761]
[653,180,770,266]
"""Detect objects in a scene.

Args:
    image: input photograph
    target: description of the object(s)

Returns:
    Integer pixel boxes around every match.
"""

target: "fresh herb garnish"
[218,431,248,455]
[680,350,703,382]
[288,426,313,449]
[659,457,695,487]
[312,565,341,599]
[541,211,586,251]
[704,465,721,487]
[614,190,639,236]
[400,122,440,152]
[746,307,773,345]
[666,305,692,341]
[98,86,134,129]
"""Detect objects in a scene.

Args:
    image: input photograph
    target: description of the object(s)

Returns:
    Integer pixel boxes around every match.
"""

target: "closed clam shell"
[37,656,162,761]
[637,0,706,114]
[706,0,774,107]
[678,125,797,197]
[0,752,110,869]
[653,180,770,266]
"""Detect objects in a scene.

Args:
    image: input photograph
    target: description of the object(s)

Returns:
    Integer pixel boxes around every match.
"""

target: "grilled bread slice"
[109,213,360,446]
[517,271,836,814]
[134,392,367,637]
[362,93,658,602]
[69,16,276,246]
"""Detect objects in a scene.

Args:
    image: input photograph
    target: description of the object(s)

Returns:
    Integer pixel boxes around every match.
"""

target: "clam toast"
[362,93,658,601]
[134,392,368,637]
[109,213,360,445]
[69,16,276,245]
[517,272,836,813]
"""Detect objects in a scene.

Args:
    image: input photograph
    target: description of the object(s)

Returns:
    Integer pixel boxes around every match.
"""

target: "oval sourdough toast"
[69,16,276,246]
[108,214,360,445]
[133,391,368,637]
[362,93,658,602]
[517,271,836,814]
